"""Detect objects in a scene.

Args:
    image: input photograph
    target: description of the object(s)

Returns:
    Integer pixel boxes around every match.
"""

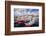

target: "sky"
[14,8,39,16]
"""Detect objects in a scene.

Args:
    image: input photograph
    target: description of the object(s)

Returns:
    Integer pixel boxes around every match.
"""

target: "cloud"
[14,8,39,16]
